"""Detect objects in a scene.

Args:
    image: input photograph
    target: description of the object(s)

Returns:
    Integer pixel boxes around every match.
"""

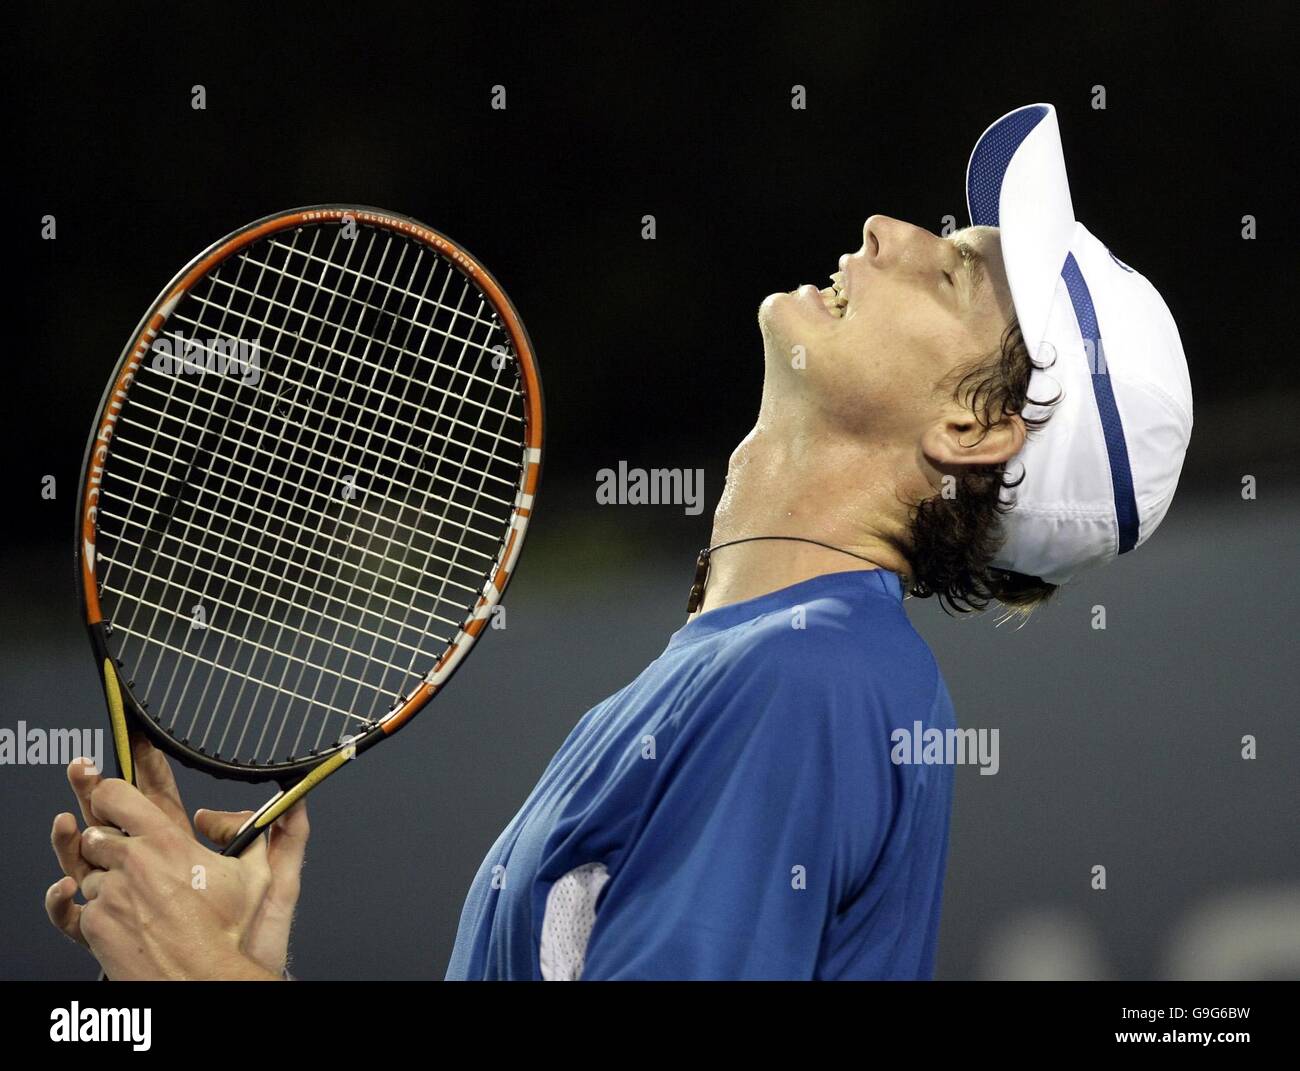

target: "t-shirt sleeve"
[577,652,893,980]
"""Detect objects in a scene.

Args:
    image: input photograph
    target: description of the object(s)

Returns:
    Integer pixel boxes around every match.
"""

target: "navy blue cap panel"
[967,104,1049,227]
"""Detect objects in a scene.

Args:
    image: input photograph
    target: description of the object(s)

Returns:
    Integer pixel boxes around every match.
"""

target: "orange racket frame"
[75,205,543,855]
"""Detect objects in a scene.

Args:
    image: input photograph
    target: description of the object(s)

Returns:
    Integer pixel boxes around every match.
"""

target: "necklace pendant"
[686,548,711,614]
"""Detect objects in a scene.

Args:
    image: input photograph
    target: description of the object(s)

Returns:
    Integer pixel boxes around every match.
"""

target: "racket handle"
[99,659,136,786]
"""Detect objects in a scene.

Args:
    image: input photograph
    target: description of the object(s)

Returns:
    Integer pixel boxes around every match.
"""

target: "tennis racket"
[76,205,543,857]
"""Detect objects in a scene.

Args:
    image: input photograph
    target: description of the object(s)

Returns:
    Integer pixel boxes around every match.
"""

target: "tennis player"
[46,103,1191,980]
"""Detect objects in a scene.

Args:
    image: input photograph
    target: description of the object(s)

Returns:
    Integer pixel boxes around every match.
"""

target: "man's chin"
[760,288,822,348]
[757,292,810,376]
[757,290,795,338]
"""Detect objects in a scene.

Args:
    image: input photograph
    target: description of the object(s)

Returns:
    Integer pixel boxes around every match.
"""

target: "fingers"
[129,734,191,831]
[87,778,172,840]
[193,802,308,872]
[45,875,87,947]
[194,809,256,849]
[267,801,310,879]
[81,868,109,901]
[261,802,309,909]
[50,812,93,885]
[240,826,270,870]
[67,757,104,827]
[79,825,130,871]
[193,809,272,897]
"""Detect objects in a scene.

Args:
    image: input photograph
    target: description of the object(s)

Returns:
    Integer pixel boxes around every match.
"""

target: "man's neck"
[691,418,913,618]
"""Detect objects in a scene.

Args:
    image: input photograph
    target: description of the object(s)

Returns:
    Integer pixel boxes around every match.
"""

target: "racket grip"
[99,658,135,787]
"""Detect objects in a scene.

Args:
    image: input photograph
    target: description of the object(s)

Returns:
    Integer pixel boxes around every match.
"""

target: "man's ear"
[921,409,1026,468]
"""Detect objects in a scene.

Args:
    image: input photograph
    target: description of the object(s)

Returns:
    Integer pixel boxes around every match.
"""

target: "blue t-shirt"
[445,568,956,980]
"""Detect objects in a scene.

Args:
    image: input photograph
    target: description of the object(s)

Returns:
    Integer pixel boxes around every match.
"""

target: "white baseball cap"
[965,103,1193,585]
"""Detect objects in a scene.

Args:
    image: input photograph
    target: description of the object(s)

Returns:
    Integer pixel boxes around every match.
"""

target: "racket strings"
[94,222,526,769]
[113,227,512,759]
[194,225,417,761]
[118,376,520,524]
[106,225,393,751]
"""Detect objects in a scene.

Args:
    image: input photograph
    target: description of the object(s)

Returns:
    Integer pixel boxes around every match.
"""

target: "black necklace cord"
[686,535,893,613]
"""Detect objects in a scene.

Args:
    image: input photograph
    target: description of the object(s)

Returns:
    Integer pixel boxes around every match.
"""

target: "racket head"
[76,205,543,785]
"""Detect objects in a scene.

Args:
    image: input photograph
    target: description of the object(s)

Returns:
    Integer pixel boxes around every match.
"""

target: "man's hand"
[190,803,309,974]
[45,737,309,980]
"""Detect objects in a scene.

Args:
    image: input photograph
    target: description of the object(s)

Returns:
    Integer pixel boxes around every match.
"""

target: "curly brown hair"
[903,320,1060,616]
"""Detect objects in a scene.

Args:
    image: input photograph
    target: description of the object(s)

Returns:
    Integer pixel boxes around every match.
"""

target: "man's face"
[758,217,1016,442]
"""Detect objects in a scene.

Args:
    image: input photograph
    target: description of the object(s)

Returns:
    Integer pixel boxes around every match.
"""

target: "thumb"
[194,808,256,848]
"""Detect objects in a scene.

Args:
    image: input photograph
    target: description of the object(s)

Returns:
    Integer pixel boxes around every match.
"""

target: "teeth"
[824,270,848,316]
[820,287,846,318]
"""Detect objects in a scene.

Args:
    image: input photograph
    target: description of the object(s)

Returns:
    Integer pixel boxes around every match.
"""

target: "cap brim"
[966,103,1076,358]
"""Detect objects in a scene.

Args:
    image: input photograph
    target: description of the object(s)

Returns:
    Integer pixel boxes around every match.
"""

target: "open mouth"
[818,271,848,318]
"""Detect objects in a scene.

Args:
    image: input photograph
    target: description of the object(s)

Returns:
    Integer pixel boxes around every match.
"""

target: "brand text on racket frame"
[50,1002,150,1051]
[0,723,101,772]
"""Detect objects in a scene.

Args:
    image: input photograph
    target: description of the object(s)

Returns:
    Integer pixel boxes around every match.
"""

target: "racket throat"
[225,743,357,856]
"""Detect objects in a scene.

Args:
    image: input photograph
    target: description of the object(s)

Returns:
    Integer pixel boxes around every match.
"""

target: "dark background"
[4,2,1297,979]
